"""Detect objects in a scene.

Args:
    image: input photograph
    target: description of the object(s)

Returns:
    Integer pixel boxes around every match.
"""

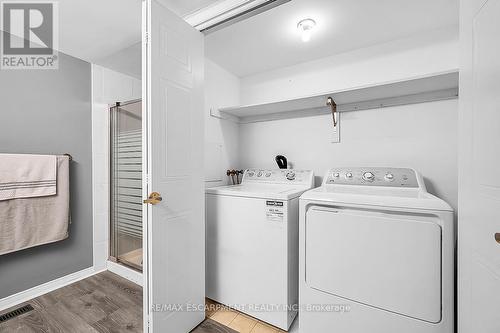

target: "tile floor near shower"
[206,298,287,333]
[119,248,143,270]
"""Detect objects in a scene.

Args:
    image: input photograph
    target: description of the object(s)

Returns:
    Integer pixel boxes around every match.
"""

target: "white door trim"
[107,261,143,286]
[142,1,151,332]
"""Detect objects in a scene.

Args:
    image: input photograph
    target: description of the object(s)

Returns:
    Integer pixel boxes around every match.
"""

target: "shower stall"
[109,99,143,271]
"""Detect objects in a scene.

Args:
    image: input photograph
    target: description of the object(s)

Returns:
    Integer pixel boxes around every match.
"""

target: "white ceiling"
[57,0,141,64]
[205,0,459,77]
[53,0,458,78]
[56,0,219,74]
[162,0,223,17]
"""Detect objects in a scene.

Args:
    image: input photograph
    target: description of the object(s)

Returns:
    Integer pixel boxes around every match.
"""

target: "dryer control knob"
[363,172,375,182]
[385,173,394,181]
[286,171,296,180]
[345,172,353,179]
[333,172,340,178]
[257,171,263,177]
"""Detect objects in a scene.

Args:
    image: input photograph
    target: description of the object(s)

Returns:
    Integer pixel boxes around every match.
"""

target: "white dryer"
[299,168,454,333]
[206,169,314,331]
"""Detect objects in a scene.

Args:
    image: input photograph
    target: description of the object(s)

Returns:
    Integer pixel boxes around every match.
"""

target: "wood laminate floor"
[0,271,290,333]
[0,271,142,333]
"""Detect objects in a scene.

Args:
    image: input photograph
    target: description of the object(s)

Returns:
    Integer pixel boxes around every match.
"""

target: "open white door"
[143,0,205,332]
[459,0,500,332]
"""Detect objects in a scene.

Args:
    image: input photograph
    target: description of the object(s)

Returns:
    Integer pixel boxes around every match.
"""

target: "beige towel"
[0,156,70,255]
[0,154,57,201]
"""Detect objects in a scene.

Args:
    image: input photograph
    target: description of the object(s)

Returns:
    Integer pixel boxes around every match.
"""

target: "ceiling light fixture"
[297,18,316,42]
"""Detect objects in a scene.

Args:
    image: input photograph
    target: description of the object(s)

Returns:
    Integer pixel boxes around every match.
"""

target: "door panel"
[144,0,205,332]
[162,81,192,177]
[459,0,500,332]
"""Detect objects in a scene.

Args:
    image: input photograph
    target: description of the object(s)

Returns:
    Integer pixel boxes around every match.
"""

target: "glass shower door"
[109,99,143,271]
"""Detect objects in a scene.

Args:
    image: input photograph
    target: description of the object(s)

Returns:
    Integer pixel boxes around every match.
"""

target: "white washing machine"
[299,167,454,333]
[206,169,314,331]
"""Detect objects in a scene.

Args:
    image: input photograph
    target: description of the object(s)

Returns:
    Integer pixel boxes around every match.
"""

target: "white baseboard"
[0,266,104,312]
[107,260,143,286]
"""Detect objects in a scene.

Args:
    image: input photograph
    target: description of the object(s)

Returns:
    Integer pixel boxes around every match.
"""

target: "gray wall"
[0,52,93,298]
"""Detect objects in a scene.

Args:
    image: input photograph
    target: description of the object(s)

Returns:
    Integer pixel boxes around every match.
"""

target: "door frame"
[141,0,151,331]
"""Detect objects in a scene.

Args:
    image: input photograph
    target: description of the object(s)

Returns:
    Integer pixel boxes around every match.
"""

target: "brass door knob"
[144,192,163,205]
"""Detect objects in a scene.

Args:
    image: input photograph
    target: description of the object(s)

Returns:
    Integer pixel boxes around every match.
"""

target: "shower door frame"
[109,98,144,271]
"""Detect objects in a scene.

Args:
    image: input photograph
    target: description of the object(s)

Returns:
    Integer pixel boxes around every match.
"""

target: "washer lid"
[300,186,453,212]
[206,183,310,200]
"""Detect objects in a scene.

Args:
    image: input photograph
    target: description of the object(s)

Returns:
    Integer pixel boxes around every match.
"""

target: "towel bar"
[0,153,73,161]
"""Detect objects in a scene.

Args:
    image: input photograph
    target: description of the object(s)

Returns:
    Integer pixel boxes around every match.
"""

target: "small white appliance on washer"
[299,168,454,333]
[206,168,314,331]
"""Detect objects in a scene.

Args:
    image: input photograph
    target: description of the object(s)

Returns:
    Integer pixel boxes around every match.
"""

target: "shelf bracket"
[326,96,337,127]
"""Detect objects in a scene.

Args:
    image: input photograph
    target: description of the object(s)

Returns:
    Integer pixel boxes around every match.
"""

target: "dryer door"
[305,205,442,323]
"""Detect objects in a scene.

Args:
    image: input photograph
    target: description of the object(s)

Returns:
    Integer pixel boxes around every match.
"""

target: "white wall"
[95,42,141,80]
[91,65,141,271]
[234,30,459,211]
[240,27,459,105]
[204,59,241,187]
[92,65,142,104]
[239,100,458,210]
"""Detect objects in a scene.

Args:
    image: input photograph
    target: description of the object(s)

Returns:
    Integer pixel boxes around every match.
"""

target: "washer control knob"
[248,172,254,177]
[333,172,340,178]
[286,171,296,180]
[385,173,394,181]
[265,172,272,177]
[363,172,375,182]
[345,172,353,180]
[257,171,263,177]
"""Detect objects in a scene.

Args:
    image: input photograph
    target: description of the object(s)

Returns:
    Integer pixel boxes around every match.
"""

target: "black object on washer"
[275,155,288,169]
